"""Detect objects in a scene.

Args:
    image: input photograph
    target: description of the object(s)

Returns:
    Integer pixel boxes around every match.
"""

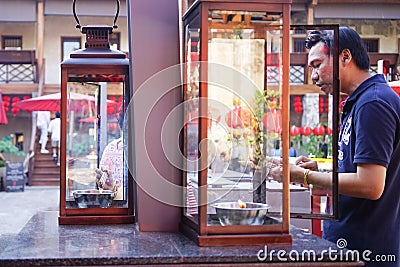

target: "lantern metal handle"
[73,0,120,30]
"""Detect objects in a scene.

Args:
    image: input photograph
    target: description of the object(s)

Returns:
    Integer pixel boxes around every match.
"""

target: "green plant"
[301,129,332,158]
[71,142,91,157]
[247,89,281,167]
[303,134,324,158]
[0,135,26,167]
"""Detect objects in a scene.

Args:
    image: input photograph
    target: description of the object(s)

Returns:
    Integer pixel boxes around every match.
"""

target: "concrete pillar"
[128,0,182,232]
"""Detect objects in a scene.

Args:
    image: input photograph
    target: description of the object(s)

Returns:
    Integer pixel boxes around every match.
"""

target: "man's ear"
[341,49,352,64]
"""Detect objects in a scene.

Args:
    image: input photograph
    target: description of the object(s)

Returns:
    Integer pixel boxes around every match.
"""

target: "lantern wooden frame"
[58,25,134,225]
[180,0,293,246]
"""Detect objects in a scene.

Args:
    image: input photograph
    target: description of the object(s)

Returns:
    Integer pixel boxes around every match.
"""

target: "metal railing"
[0,50,38,83]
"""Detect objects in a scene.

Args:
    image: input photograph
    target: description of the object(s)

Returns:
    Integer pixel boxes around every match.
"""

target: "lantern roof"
[61,24,127,66]
[62,0,126,64]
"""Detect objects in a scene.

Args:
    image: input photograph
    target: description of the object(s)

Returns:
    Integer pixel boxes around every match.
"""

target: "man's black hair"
[305,27,370,71]
[305,30,331,50]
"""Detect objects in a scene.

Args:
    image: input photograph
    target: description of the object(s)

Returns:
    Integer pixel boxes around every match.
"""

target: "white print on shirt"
[341,116,352,146]
[338,115,352,161]
[338,150,343,161]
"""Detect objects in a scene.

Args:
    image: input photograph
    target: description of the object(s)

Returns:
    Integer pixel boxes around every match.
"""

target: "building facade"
[0,0,399,156]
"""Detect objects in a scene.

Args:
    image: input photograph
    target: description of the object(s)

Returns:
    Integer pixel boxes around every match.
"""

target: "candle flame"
[238,199,246,208]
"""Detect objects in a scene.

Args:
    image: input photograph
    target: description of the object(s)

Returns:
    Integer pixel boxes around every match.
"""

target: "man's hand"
[294,155,319,171]
[266,156,319,184]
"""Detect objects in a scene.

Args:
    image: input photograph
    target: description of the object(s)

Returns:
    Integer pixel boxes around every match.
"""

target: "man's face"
[307,42,333,95]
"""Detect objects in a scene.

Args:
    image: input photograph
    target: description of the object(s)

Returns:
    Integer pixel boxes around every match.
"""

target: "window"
[294,28,306,34]
[2,36,22,50]
[61,37,81,61]
[292,37,306,53]
[109,32,120,50]
[362,38,379,52]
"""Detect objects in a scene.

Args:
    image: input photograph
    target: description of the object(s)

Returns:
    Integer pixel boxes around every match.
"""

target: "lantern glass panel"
[288,25,339,219]
[184,22,201,221]
[65,74,128,209]
[204,10,285,226]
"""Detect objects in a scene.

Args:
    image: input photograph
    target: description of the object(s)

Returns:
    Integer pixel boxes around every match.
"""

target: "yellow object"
[310,158,332,164]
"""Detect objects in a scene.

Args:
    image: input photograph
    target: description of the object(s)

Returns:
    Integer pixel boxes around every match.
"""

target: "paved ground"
[0,186,59,253]
[0,185,59,235]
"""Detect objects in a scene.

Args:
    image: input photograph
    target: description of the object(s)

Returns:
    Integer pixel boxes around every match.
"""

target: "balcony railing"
[0,50,38,83]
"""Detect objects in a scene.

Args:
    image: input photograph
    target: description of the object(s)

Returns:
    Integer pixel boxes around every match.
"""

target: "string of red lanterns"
[290,125,332,137]
[293,96,302,114]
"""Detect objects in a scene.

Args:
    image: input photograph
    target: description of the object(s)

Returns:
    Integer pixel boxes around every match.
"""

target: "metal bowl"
[212,202,270,226]
[72,189,115,208]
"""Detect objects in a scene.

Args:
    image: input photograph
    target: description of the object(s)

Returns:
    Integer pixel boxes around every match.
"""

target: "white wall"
[0,22,36,50]
[43,15,129,84]
[0,0,36,22]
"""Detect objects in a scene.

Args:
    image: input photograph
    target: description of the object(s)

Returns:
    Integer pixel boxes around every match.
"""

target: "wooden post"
[129,0,182,232]
[36,0,45,96]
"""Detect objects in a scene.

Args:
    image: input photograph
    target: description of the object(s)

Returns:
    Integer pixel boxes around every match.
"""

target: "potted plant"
[0,135,26,189]
[0,135,26,162]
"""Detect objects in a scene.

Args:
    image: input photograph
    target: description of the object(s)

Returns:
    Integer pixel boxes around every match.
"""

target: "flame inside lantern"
[238,199,246,209]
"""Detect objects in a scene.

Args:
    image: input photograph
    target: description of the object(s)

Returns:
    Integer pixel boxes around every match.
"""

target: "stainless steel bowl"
[72,189,115,208]
[212,202,270,226]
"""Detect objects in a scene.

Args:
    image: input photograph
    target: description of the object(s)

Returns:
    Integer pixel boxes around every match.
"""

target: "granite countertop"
[0,211,364,266]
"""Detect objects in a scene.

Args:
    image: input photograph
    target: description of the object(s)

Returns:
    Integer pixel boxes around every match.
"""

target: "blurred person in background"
[36,111,50,154]
[48,112,61,166]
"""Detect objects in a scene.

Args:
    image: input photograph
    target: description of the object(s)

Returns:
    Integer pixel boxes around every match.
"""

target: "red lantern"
[319,96,324,114]
[313,125,325,136]
[262,110,282,134]
[293,96,302,114]
[326,127,332,136]
[225,107,252,129]
[11,97,20,116]
[11,107,20,116]
[290,125,300,136]
[325,97,329,113]
[301,126,312,136]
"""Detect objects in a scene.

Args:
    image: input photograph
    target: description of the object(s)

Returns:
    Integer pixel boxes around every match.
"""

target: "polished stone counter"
[0,211,364,266]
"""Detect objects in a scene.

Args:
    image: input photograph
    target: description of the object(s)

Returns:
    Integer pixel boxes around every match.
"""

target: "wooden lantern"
[180,0,340,246]
[180,0,293,246]
[59,0,134,224]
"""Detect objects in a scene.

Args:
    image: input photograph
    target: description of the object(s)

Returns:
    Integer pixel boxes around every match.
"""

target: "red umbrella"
[12,92,116,112]
[0,90,9,125]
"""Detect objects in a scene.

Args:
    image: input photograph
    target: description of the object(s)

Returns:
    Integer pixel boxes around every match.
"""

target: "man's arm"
[290,163,386,200]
